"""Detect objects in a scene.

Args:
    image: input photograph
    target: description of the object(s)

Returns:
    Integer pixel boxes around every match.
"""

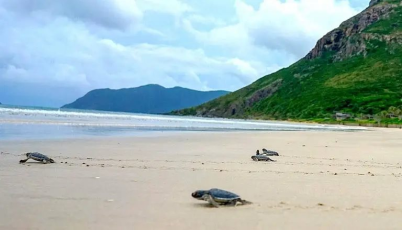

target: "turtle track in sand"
[4,152,402,178]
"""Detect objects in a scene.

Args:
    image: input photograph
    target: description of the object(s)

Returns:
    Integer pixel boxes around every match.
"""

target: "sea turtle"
[191,188,252,207]
[19,152,55,164]
[251,154,275,162]
[262,148,279,156]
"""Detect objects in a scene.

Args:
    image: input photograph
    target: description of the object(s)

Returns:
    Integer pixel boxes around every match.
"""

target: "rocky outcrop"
[195,79,283,117]
[245,79,282,107]
[369,0,382,7]
[306,2,395,61]
[195,100,244,117]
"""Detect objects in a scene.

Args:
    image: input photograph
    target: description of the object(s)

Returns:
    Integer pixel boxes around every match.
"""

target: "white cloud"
[187,15,226,27]
[136,0,192,17]
[183,19,249,48]
[243,0,358,56]
[0,10,260,93]
[185,0,359,57]
[227,58,260,82]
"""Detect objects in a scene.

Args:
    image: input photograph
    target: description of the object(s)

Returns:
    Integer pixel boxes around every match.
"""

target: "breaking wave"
[0,105,366,132]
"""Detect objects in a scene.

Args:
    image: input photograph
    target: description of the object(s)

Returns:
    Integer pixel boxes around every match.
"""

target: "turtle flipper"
[19,158,29,164]
[230,199,252,206]
[207,195,220,208]
[227,200,238,206]
[49,159,55,163]
[240,199,252,205]
[266,157,276,162]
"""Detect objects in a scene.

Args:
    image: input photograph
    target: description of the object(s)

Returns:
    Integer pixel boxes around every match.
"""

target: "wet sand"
[1,129,402,230]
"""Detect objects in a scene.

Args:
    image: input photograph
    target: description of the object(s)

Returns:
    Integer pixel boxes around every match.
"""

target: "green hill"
[172,0,402,124]
[62,84,229,114]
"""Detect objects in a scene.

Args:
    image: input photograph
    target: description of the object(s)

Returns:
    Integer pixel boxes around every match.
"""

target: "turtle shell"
[252,155,270,161]
[209,188,240,202]
[262,149,279,156]
[28,152,51,161]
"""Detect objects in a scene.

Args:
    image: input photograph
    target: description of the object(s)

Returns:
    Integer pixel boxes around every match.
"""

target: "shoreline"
[0,120,368,141]
[261,118,402,129]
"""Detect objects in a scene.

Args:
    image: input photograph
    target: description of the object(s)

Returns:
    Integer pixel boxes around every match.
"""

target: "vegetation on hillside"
[171,0,402,125]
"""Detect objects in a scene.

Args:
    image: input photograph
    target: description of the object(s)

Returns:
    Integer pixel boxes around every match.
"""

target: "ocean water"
[0,104,366,140]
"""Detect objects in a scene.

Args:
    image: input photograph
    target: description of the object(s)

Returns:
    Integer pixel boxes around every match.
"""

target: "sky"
[0,0,369,107]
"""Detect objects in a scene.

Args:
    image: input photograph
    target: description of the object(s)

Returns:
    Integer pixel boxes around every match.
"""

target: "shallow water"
[0,105,365,140]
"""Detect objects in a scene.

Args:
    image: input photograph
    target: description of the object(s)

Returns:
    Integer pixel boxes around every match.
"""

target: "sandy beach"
[1,129,402,230]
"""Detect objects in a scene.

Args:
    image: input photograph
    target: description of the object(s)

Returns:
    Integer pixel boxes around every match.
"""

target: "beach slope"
[1,129,402,230]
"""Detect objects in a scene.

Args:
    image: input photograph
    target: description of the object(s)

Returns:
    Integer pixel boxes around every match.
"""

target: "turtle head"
[256,150,260,155]
[192,190,208,199]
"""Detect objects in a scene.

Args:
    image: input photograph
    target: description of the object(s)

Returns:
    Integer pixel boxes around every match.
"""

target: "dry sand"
[1,129,402,230]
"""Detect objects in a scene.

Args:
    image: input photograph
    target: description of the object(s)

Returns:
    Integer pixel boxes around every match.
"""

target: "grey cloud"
[237,0,362,59]
[0,7,258,106]
[247,25,317,58]
[0,0,142,30]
